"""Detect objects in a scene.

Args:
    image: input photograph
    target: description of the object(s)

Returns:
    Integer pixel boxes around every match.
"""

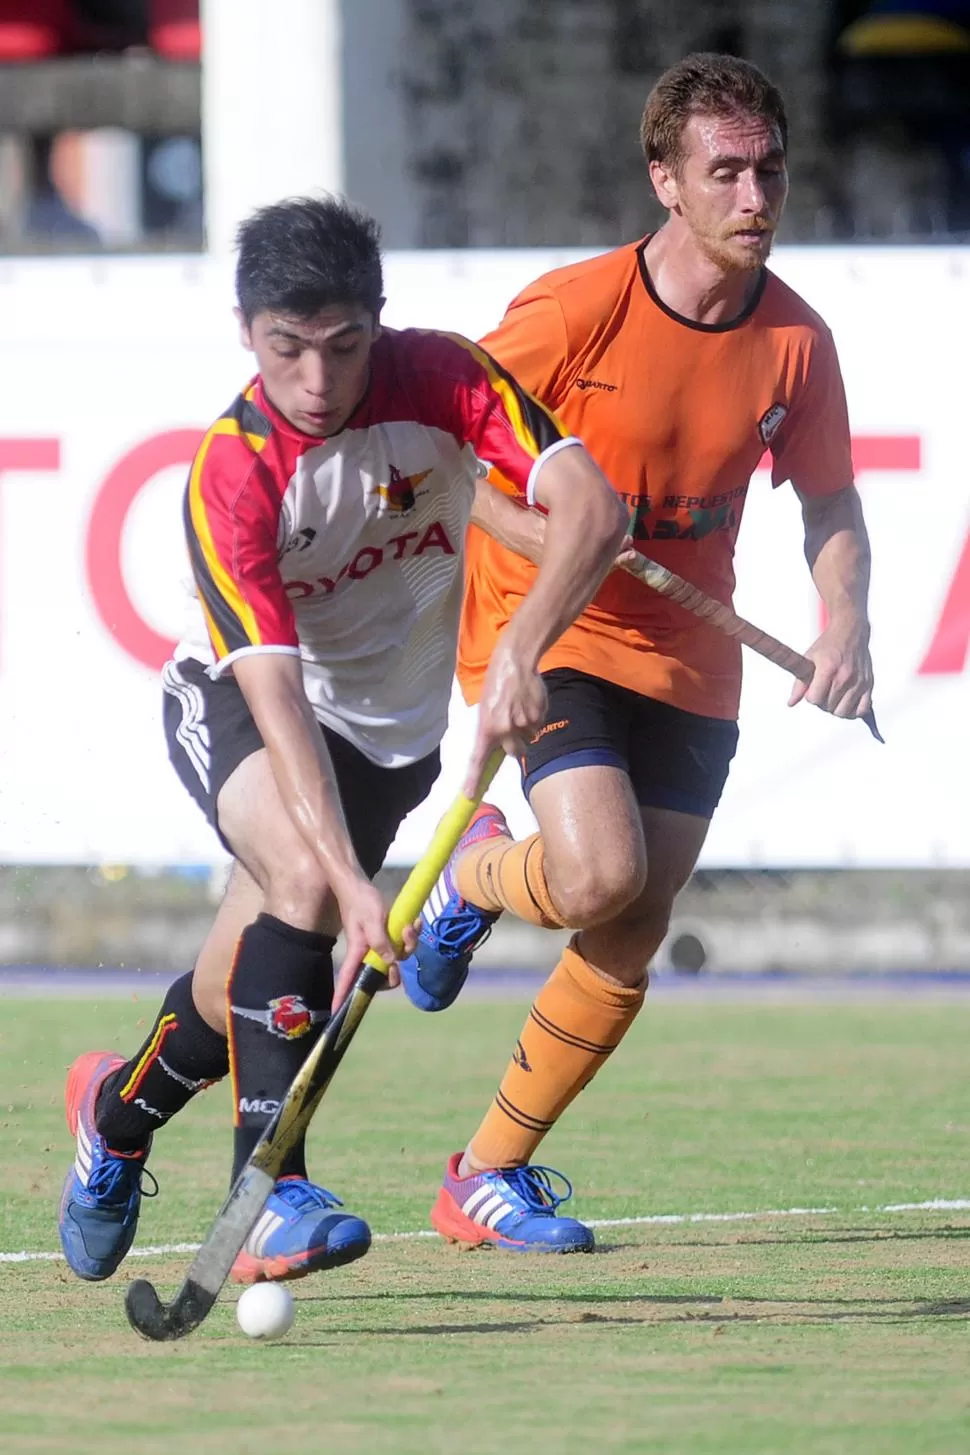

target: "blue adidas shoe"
[58,1050,156,1281]
[399,802,509,1012]
[231,1176,372,1284]
[431,1153,595,1253]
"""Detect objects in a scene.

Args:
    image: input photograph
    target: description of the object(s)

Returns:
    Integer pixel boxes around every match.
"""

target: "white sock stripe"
[157,1056,205,1092]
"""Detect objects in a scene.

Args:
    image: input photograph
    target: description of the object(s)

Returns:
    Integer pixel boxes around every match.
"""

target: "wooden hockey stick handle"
[621,552,883,743]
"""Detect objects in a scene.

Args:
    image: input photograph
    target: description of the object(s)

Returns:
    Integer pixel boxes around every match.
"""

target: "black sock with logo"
[95,972,230,1152]
[227,913,335,1184]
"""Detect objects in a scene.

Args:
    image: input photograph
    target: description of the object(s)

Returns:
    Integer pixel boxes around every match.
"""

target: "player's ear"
[371,299,385,341]
[235,306,254,352]
[649,157,680,211]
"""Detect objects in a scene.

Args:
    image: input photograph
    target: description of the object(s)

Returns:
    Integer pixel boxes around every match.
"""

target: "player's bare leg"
[418,765,710,1250]
[191,860,265,1033]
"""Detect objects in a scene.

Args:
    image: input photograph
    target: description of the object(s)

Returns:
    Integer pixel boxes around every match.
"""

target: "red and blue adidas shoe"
[430,1153,595,1253]
[399,802,510,1012]
[230,1176,372,1284]
[58,1051,156,1282]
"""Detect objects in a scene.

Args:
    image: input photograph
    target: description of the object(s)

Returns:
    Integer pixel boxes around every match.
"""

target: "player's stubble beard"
[696,221,775,276]
[679,192,778,277]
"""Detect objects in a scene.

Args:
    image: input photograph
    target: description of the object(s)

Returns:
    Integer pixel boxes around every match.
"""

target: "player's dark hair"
[640,53,788,176]
[234,195,384,324]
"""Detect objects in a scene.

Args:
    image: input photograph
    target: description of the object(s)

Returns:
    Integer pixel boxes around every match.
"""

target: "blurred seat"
[838,0,970,56]
[149,0,199,61]
[0,0,75,60]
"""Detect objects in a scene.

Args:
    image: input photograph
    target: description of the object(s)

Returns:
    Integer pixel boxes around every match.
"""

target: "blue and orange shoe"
[399,802,510,1012]
[230,1176,372,1284]
[58,1050,156,1282]
[430,1153,595,1253]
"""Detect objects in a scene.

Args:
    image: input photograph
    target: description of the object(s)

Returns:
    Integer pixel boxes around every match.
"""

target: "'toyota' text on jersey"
[175,328,578,767]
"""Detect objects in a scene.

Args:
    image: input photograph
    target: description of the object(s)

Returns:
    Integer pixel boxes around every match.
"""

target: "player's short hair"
[640,53,788,176]
[235,195,384,323]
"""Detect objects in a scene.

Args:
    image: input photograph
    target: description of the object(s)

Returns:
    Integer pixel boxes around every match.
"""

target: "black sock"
[227,913,334,1183]
[95,971,230,1151]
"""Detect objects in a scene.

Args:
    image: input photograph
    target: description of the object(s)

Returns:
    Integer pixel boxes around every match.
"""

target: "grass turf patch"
[0,993,968,1453]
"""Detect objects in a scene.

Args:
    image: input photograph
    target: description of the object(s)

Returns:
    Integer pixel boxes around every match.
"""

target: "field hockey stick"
[620,550,883,744]
[125,746,505,1342]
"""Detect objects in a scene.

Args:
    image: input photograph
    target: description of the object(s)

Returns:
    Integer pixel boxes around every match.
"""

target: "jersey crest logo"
[758,403,788,445]
[375,464,431,514]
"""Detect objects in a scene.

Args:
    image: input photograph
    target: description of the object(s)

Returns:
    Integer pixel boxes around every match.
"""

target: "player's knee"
[552,855,647,928]
[264,852,332,928]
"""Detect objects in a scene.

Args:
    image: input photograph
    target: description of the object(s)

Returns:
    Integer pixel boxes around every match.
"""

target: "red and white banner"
[0,248,966,866]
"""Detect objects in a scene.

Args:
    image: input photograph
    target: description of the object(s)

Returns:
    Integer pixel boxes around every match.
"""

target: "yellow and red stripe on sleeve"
[183,411,297,663]
[413,329,577,502]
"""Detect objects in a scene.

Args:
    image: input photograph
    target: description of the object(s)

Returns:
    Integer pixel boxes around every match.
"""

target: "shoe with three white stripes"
[58,1050,156,1281]
[430,1153,595,1252]
[230,1176,372,1284]
[399,803,508,1012]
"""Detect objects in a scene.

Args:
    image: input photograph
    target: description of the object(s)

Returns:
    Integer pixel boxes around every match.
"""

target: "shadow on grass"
[669,1226,970,1250]
[295,1286,970,1330]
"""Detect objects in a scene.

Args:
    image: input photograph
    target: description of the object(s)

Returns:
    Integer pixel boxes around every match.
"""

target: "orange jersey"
[459,239,854,719]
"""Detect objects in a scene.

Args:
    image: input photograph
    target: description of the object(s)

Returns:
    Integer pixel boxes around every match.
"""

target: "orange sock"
[467,938,646,1169]
[454,832,568,929]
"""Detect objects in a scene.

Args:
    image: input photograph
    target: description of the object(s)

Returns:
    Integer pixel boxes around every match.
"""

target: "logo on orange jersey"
[374,464,431,514]
[576,377,617,393]
[758,403,788,445]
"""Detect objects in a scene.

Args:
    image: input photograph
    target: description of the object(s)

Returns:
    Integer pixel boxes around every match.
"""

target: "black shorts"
[522,667,738,820]
[162,658,440,873]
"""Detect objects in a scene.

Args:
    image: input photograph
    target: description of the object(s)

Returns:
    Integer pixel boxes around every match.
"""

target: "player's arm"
[470,482,544,563]
[771,324,874,721]
[229,654,385,917]
[469,447,626,786]
[791,483,873,719]
[471,477,634,570]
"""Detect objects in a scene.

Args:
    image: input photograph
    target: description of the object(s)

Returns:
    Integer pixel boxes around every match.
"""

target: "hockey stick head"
[125,1276,217,1341]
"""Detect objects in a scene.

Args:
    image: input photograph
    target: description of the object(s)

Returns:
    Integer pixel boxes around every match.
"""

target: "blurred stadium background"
[0,0,968,977]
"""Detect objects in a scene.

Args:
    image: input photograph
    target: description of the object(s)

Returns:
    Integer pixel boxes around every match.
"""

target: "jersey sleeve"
[478,283,571,405]
[770,325,854,497]
[429,330,581,505]
[184,424,300,672]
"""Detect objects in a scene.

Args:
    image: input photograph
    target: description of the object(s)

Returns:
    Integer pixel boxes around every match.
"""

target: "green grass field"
[1,990,968,1455]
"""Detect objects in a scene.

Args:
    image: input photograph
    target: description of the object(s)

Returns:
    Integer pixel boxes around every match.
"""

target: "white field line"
[2,1197,968,1265]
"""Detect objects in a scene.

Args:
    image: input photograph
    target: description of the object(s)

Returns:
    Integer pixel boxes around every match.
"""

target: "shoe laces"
[502,1164,574,1215]
[87,1154,158,1206]
[274,1178,343,1214]
[424,900,495,955]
